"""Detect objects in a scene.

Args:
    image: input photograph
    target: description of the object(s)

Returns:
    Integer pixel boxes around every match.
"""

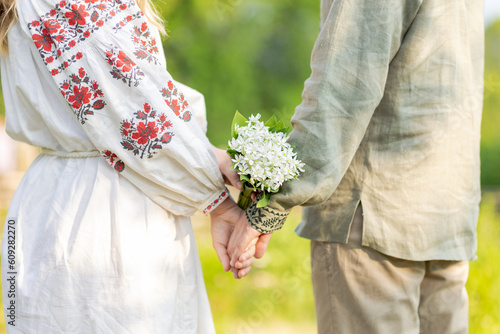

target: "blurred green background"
[1,0,499,333]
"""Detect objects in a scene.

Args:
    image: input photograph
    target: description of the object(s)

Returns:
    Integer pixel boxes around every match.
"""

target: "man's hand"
[212,146,242,190]
[228,214,272,268]
[233,233,272,271]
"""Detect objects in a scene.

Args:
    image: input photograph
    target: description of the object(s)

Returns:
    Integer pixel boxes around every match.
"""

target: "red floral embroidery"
[111,9,143,33]
[134,121,158,145]
[120,103,174,159]
[68,86,91,109]
[116,51,134,71]
[60,67,105,124]
[106,46,144,87]
[102,150,125,172]
[203,189,229,215]
[43,19,61,34]
[132,21,160,65]
[27,0,141,75]
[64,4,90,26]
[32,30,54,51]
[160,81,192,122]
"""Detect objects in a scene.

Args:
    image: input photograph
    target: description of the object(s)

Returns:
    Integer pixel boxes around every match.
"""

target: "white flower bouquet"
[227,111,305,210]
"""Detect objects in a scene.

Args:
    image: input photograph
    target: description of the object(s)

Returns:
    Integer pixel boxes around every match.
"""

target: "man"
[226,0,484,332]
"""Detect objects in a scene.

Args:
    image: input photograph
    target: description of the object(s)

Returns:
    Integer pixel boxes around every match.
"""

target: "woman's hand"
[210,197,257,278]
[212,146,242,190]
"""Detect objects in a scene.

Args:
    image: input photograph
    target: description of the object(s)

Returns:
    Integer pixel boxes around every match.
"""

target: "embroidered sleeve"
[22,0,225,216]
[202,188,230,215]
[244,199,290,233]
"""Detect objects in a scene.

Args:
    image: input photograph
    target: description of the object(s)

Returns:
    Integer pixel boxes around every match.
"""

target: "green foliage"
[482,21,500,185]
[265,114,289,134]
[230,110,247,139]
[467,192,500,333]
[158,0,318,147]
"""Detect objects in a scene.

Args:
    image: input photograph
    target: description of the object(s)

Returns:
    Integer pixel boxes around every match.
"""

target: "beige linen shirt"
[245,0,484,261]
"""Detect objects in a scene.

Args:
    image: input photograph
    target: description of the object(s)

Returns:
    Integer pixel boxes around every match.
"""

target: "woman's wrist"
[203,188,230,215]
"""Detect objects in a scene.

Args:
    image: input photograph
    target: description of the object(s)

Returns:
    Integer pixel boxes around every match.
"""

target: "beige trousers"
[311,206,469,334]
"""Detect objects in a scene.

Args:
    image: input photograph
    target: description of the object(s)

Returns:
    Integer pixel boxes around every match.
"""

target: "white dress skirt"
[1,0,227,332]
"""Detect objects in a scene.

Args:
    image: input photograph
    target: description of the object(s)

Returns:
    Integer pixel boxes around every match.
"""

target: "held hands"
[210,146,272,278]
[228,214,272,269]
[210,198,256,278]
[210,199,272,278]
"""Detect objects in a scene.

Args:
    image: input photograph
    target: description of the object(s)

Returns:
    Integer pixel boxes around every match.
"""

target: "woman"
[0,0,254,332]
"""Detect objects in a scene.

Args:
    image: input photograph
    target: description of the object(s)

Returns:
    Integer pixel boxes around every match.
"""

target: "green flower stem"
[237,184,254,210]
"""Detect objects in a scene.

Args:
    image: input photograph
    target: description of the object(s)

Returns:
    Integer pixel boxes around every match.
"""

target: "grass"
[467,192,500,333]
[0,193,499,333]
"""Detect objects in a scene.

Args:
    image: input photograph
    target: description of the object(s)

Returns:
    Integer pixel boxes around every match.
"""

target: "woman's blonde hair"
[0,0,165,54]
[0,0,18,54]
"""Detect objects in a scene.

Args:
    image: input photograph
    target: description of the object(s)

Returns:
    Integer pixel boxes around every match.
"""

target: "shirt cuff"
[202,188,230,215]
[244,200,290,233]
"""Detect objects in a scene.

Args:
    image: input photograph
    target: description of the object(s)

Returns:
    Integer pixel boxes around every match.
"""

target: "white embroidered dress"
[1,0,228,332]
